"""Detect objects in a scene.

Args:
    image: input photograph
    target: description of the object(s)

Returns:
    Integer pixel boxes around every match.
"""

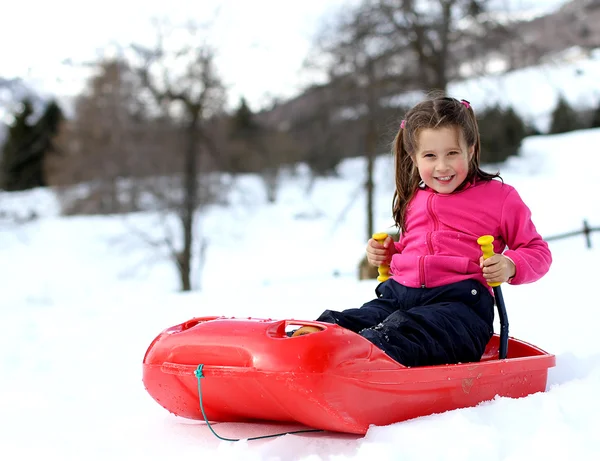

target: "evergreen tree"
[549,95,581,134]
[23,100,63,188]
[0,99,63,191]
[0,100,34,191]
[591,101,600,129]
[228,97,262,173]
[227,97,292,202]
[503,107,527,153]
[478,105,527,164]
[231,97,259,135]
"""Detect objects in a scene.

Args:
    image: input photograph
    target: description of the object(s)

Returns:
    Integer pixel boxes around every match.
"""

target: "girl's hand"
[366,236,396,267]
[480,254,516,285]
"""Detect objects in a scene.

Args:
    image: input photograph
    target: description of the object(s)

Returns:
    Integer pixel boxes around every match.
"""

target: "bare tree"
[308,3,405,243]
[373,0,503,91]
[303,0,512,279]
[130,21,226,291]
[47,59,150,214]
[306,1,515,233]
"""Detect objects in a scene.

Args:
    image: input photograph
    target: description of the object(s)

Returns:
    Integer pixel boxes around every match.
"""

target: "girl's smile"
[413,127,474,194]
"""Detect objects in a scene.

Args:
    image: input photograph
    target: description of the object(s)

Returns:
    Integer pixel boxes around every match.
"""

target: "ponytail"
[463,103,501,183]
[392,128,421,233]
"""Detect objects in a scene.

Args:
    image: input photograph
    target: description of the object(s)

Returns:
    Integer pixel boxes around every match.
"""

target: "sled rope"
[194,364,323,441]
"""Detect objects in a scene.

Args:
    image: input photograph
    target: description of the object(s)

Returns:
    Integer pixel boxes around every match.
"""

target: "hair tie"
[460,99,471,109]
[400,120,406,129]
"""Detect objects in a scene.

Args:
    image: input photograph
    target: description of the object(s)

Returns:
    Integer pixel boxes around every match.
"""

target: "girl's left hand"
[480,254,516,285]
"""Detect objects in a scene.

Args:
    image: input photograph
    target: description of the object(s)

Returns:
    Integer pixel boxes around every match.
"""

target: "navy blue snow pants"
[316,279,494,367]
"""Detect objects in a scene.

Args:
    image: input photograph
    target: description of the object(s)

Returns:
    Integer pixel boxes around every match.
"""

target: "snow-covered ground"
[1,126,599,460]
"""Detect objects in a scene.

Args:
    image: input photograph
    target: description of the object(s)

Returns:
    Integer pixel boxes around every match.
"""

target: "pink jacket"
[390,179,552,293]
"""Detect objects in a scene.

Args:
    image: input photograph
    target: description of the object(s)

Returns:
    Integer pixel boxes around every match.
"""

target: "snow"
[449,48,600,132]
[1,124,599,460]
[387,47,600,133]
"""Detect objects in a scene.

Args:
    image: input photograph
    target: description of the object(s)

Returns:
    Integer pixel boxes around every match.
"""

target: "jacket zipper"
[419,256,425,288]
[427,194,440,232]
[421,194,440,288]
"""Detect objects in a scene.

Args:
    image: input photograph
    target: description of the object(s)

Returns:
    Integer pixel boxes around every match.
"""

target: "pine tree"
[478,105,527,164]
[591,102,600,129]
[503,107,527,152]
[231,97,259,135]
[228,97,262,173]
[549,96,581,134]
[20,100,63,189]
[0,99,63,191]
[0,100,34,191]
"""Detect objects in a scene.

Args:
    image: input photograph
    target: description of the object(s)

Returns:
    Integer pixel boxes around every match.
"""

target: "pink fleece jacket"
[390,179,552,293]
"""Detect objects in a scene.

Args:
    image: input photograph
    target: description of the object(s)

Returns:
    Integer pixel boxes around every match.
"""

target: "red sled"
[142,316,555,435]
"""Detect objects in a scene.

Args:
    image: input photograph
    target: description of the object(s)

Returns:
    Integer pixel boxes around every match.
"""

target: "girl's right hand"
[366,236,396,267]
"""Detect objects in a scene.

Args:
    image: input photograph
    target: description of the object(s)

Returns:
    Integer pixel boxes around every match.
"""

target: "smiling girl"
[295,96,552,368]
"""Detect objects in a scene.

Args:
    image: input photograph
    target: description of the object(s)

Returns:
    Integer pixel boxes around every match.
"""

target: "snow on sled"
[142,315,555,435]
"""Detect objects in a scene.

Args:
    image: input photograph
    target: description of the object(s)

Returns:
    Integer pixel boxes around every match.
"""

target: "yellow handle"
[373,232,390,282]
[477,235,500,287]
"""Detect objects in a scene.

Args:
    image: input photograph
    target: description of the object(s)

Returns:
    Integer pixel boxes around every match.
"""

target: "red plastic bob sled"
[142,314,555,435]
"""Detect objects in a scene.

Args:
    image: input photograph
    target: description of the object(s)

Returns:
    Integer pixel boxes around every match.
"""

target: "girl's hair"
[392,95,501,232]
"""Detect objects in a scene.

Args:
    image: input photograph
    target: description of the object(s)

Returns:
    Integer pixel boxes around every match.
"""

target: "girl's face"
[412,126,474,194]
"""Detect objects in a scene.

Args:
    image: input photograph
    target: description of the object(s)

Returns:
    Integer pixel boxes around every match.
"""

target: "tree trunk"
[435,0,452,92]
[365,130,376,241]
[365,62,378,241]
[179,110,200,291]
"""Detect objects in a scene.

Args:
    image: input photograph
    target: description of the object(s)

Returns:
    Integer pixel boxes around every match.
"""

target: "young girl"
[294,96,552,367]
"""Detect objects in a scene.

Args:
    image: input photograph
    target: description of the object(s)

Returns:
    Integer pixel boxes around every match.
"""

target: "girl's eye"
[448,151,459,155]
[424,153,435,158]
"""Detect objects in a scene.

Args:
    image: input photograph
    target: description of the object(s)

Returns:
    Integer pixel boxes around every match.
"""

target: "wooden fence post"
[583,219,591,249]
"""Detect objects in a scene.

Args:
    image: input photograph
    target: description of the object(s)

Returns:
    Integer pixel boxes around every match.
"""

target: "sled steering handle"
[477,235,500,287]
[372,232,391,282]
[477,235,509,359]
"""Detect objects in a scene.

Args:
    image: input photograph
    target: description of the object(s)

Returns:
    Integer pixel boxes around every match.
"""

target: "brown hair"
[392,95,501,232]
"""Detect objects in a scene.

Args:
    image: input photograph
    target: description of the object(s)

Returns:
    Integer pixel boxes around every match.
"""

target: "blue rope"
[194,364,323,441]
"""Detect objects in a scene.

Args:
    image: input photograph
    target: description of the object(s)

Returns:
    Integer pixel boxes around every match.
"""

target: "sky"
[1,47,600,458]
[0,0,571,112]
